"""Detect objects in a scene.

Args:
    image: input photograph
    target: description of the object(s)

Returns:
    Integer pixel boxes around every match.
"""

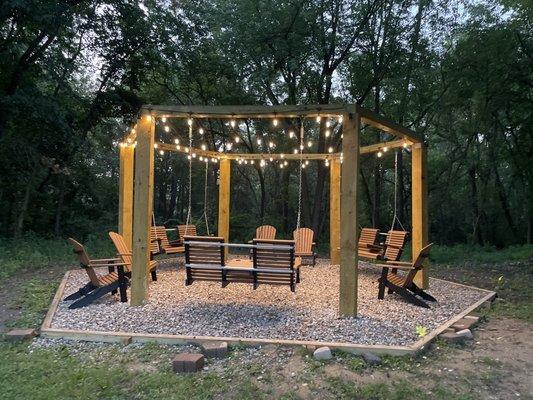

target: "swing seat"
[151,226,185,255]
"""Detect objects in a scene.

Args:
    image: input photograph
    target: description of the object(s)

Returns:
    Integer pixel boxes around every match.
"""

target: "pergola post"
[119,144,134,248]
[131,111,155,305]
[218,158,231,248]
[339,108,360,317]
[411,142,429,288]
[330,158,341,265]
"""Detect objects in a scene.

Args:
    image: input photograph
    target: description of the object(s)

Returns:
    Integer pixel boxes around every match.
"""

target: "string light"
[187,118,193,126]
[126,138,132,144]
[325,129,331,138]
[187,155,191,160]
[284,161,288,166]
[131,128,136,134]
[192,153,197,158]
[294,149,298,154]
[305,160,309,166]
[159,150,164,155]
[161,117,167,123]
[403,141,408,148]
[377,151,383,158]
[154,143,159,149]
[269,141,275,148]
[269,157,273,162]
[199,156,204,161]
[280,163,284,169]
[260,159,266,167]
[383,146,388,152]
[325,120,330,128]
[257,138,262,145]
[273,118,278,127]
[280,154,284,158]
[199,127,204,135]
[176,145,181,150]
[226,143,233,150]
[201,144,207,151]
[244,160,248,164]
[174,138,179,144]
[250,160,255,165]
[316,115,321,123]
[325,160,330,167]
[300,144,304,150]
[307,140,313,148]
[204,158,208,163]
[184,147,189,153]
[230,119,236,128]
[234,136,240,143]
[338,115,343,123]
[302,163,306,169]
[328,146,333,153]
[164,126,170,132]
[289,130,295,138]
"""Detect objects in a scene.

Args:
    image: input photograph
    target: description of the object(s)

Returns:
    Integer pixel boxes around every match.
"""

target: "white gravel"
[51,259,488,346]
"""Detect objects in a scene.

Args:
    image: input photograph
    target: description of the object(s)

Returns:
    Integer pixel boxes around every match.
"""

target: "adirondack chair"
[184,235,225,285]
[255,225,277,240]
[357,228,382,260]
[251,239,301,291]
[64,238,130,309]
[382,230,409,262]
[293,227,317,266]
[376,243,437,308]
[108,231,158,282]
[150,225,185,255]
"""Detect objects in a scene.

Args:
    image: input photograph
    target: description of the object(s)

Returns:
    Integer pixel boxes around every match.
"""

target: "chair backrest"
[358,228,379,247]
[383,230,409,261]
[68,238,100,286]
[151,226,170,249]
[293,228,314,253]
[178,225,197,240]
[252,239,295,270]
[184,235,225,266]
[403,243,433,286]
[108,232,132,271]
[255,225,277,240]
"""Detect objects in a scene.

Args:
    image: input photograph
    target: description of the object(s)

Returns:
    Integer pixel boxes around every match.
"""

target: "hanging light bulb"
[269,141,274,148]
[284,161,288,166]
[341,134,344,139]
[234,136,240,143]
[192,153,197,158]
[176,145,181,150]
[250,160,255,165]
[307,140,313,148]
[187,155,191,160]
[199,127,204,135]
[302,163,306,169]
[230,119,236,128]
[201,144,207,151]
[280,154,284,158]
[260,159,266,167]
[325,120,330,128]
[199,156,204,161]
[154,143,159,149]
[325,160,330,167]
[269,157,273,162]
[328,146,333,153]
[403,141,408,148]
[204,158,208,163]
[257,138,262,145]
[226,143,233,150]
[273,117,278,127]
[300,144,304,150]
[164,125,170,132]
[244,160,248,164]
[159,150,164,155]
[305,160,309,166]
[338,115,343,123]
[294,149,298,154]
[187,118,193,126]
[383,146,388,152]
[377,151,383,158]
[238,159,242,165]
[174,138,180,144]
[289,130,294,138]
[131,128,136,134]
[184,147,189,153]
[162,117,167,123]
[316,115,321,123]
[325,129,331,138]
[280,163,284,169]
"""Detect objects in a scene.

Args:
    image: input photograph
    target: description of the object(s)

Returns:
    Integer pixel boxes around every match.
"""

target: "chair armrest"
[386,260,412,266]
[374,263,414,270]
[88,257,122,264]
[87,261,129,268]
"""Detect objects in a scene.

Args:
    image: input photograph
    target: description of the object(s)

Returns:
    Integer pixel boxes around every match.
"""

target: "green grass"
[0,234,114,278]
[8,278,58,328]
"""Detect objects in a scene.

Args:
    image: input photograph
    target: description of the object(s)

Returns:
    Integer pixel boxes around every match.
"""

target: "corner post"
[119,143,134,248]
[339,107,360,317]
[411,142,429,288]
[218,158,231,249]
[330,158,341,265]
[131,110,155,305]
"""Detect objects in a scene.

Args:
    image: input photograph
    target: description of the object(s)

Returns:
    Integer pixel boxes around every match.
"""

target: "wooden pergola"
[118,104,428,316]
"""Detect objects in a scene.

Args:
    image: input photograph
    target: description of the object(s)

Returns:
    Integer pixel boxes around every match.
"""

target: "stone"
[201,341,228,358]
[361,352,381,366]
[452,317,478,331]
[6,329,37,341]
[455,329,474,339]
[439,328,473,343]
[172,353,204,373]
[313,346,332,360]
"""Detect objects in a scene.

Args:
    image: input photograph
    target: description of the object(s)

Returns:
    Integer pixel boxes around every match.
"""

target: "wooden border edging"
[40,272,496,356]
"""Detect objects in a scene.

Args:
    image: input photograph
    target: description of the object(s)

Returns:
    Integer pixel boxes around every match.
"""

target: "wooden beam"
[218,158,231,251]
[143,104,349,119]
[360,139,412,155]
[330,159,341,265]
[339,108,359,317]
[131,111,155,305]
[411,143,429,288]
[118,144,134,248]
[357,106,422,143]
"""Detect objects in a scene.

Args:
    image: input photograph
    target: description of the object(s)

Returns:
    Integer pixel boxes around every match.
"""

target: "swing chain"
[185,118,193,236]
[203,161,210,235]
[296,117,304,230]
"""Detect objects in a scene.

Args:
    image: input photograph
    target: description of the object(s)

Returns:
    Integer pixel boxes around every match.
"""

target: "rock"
[201,341,228,358]
[439,328,473,343]
[6,329,37,341]
[172,353,205,373]
[455,329,474,339]
[313,346,332,360]
[452,317,478,331]
[362,352,381,365]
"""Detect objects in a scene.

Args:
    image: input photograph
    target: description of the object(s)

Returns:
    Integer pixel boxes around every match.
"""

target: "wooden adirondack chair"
[251,239,301,291]
[376,243,437,308]
[382,230,409,262]
[109,232,158,282]
[293,227,317,266]
[357,228,382,260]
[255,225,277,240]
[184,235,225,285]
[150,226,185,255]
[64,238,130,309]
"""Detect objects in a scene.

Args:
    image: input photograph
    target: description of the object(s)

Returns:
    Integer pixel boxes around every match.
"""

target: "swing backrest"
[383,230,409,261]
[184,235,225,266]
[358,228,379,248]
[293,228,314,254]
[252,239,295,271]
[178,225,197,241]
[255,225,277,240]
[150,226,171,251]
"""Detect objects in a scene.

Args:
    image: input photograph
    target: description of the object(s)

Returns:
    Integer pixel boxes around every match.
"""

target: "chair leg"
[377,267,389,300]
[393,285,430,308]
[64,282,97,301]
[407,283,438,302]
[69,282,120,309]
[296,269,300,283]
[151,270,157,281]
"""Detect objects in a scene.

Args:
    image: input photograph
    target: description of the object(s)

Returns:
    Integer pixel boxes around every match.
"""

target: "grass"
[8,278,58,328]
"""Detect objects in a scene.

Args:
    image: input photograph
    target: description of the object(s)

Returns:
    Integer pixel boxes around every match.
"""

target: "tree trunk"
[54,177,66,236]
[468,166,484,245]
[14,166,38,238]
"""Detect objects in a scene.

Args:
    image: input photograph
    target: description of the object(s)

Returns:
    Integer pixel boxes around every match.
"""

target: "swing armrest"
[374,263,414,271]
[386,260,412,266]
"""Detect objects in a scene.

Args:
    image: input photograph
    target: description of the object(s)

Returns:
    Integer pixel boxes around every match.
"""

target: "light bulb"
[126,138,132,144]
[257,138,262,145]
[244,160,248,164]
[250,160,255,165]
[289,130,294,138]
[201,144,206,151]
[204,158,208,163]
[269,157,273,162]
[377,151,383,158]
[187,155,191,160]
[260,160,266,167]
[294,149,298,154]
[226,143,233,150]
[161,117,167,123]
[174,138,179,144]
[269,141,274,148]
[154,143,159,149]
[299,144,304,150]
[280,154,284,158]
[235,136,240,143]
[307,140,313,148]
[164,125,170,132]
[159,150,164,155]
[187,118,193,126]
[284,161,288,166]
[199,127,204,135]
[176,145,181,150]
[131,128,136,134]
[184,147,189,152]
[199,156,204,161]
[338,115,343,123]
[383,146,388,152]
[273,118,278,127]
[325,120,330,128]
[328,146,333,153]
[192,153,197,158]
[403,142,408,148]
[280,163,284,169]
[325,160,330,167]
[305,160,309,165]
[146,114,152,122]
[316,115,321,123]
[302,164,306,169]
[325,129,330,137]
[230,119,236,128]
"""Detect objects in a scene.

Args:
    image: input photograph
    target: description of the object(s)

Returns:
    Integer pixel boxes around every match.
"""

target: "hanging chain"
[204,161,210,235]
[296,118,304,230]
[185,119,193,236]
[391,149,406,232]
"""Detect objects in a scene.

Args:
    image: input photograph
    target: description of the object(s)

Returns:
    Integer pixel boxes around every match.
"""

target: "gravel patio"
[52,259,489,346]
